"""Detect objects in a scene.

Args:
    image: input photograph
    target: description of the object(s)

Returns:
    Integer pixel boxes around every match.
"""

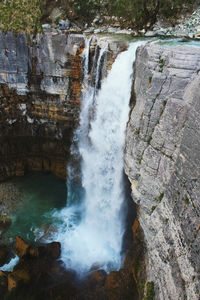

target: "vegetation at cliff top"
[0,0,42,33]
[108,0,197,28]
[0,0,198,33]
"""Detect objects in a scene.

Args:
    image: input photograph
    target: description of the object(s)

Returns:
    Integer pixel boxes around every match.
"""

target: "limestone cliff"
[125,44,200,299]
[0,31,128,181]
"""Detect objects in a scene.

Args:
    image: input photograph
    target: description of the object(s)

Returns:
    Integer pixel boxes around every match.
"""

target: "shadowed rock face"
[0,31,128,181]
[125,44,200,300]
[0,236,138,300]
[0,32,85,180]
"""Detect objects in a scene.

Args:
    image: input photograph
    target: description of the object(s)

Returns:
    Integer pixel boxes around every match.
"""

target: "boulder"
[59,19,70,30]
[49,7,63,23]
[77,269,107,299]
[0,245,10,267]
[14,236,61,260]
[0,217,12,237]
[38,241,61,260]
[42,24,52,32]
[145,31,155,37]
[28,247,39,258]
[90,262,104,271]
[105,271,121,299]
[14,236,39,258]
[46,241,61,259]
[0,270,8,295]
[92,16,100,25]
[9,245,75,299]
[105,269,137,300]
[88,270,107,286]
[39,278,77,300]
[8,269,30,291]
[38,223,58,242]
[14,236,30,258]
[155,28,168,36]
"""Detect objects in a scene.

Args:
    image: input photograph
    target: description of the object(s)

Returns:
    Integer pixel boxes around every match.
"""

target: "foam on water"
[0,255,19,272]
[55,40,145,274]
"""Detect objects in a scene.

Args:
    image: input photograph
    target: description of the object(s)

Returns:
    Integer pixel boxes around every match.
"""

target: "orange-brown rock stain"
[123,215,146,299]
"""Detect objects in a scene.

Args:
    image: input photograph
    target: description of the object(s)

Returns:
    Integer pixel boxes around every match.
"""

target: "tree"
[108,0,196,28]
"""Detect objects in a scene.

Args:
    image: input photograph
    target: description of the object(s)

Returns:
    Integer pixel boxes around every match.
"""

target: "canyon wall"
[0,32,84,180]
[125,44,200,299]
[1,31,200,299]
[0,31,128,181]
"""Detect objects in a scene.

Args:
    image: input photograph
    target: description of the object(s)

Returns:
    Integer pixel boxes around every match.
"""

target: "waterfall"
[54,39,145,274]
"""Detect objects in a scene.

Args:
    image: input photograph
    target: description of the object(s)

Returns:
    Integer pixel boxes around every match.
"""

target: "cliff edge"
[125,43,200,299]
[0,31,127,181]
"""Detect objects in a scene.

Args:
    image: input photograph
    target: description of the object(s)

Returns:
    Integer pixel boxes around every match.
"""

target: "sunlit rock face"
[125,44,200,300]
[0,31,128,181]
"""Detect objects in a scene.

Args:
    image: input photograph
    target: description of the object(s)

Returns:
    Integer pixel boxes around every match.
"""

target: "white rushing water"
[55,40,145,274]
[0,255,19,272]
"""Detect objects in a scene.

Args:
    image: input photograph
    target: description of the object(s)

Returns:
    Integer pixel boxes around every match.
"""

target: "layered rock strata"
[0,31,128,181]
[125,44,200,299]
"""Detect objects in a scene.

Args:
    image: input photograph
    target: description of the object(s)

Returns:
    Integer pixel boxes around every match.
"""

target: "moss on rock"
[142,281,155,300]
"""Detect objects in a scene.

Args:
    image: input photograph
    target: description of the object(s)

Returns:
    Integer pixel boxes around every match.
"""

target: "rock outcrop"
[0,32,85,180]
[0,236,137,300]
[125,44,200,299]
[0,31,128,181]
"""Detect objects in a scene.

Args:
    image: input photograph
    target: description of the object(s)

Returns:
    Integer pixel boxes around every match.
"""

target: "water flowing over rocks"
[125,43,200,299]
[1,27,200,299]
[0,235,138,299]
[0,31,128,181]
[53,40,141,273]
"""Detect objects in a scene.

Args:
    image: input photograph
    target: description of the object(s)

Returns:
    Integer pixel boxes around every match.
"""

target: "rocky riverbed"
[41,5,200,40]
[145,6,200,38]
[0,222,145,300]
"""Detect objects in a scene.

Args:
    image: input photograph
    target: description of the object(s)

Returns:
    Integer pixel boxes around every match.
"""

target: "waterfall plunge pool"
[0,40,144,275]
[0,173,70,245]
[0,171,135,275]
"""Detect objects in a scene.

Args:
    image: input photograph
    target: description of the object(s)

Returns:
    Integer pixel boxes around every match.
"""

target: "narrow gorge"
[0,30,199,300]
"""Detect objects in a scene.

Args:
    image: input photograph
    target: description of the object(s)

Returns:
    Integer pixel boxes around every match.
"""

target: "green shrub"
[147,135,152,145]
[136,127,141,135]
[0,0,42,33]
[0,0,196,32]
[162,100,167,106]
[184,197,189,205]
[159,58,165,72]
[158,192,164,202]
[108,0,196,29]
[143,281,155,300]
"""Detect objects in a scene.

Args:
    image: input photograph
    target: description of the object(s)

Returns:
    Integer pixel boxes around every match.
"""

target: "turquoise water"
[2,35,199,257]
[3,173,69,244]
[153,38,200,47]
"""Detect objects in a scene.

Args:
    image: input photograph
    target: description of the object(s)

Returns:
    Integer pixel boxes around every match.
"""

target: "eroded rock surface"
[0,236,137,300]
[0,32,85,180]
[0,31,128,181]
[125,44,200,299]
